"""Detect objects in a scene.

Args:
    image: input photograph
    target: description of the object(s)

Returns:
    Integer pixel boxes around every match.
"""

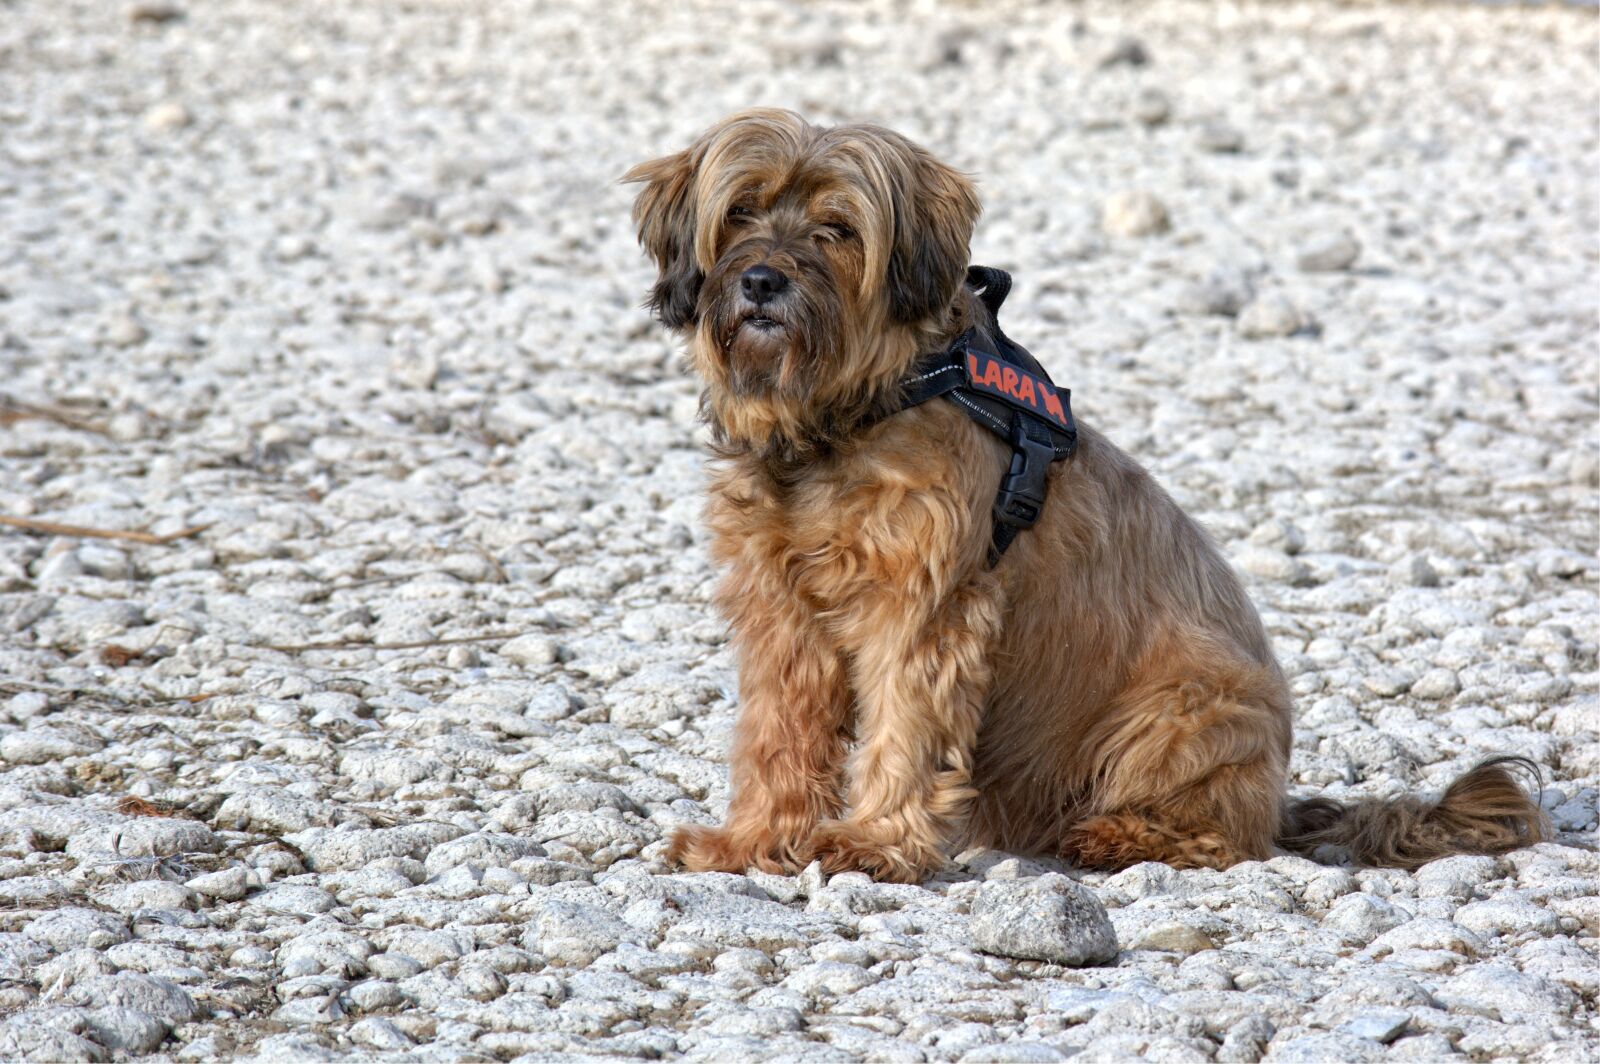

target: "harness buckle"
[993,416,1054,531]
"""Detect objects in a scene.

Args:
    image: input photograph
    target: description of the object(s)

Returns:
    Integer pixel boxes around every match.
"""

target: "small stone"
[1237,294,1309,339]
[1129,920,1214,955]
[37,949,118,992]
[143,102,191,132]
[1,726,105,763]
[1568,447,1600,487]
[1420,851,1491,902]
[187,865,249,902]
[92,880,194,914]
[1362,668,1416,698]
[501,634,558,667]
[274,996,346,1026]
[1175,270,1255,317]
[1322,893,1409,945]
[1132,89,1172,126]
[1455,896,1560,938]
[349,1017,412,1051]
[1387,555,1439,588]
[1297,230,1362,272]
[1249,518,1305,555]
[346,979,406,1012]
[1196,121,1244,153]
[105,315,148,348]
[83,1007,169,1055]
[1236,546,1312,586]
[1336,1009,1410,1044]
[127,1,184,23]
[24,907,131,951]
[525,684,577,720]
[365,954,423,980]
[388,347,439,390]
[274,235,315,262]
[1096,36,1149,68]
[0,1024,106,1063]
[1410,668,1460,701]
[1102,190,1170,238]
[458,965,508,1001]
[78,543,132,579]
[1267,1032,1387,1061]
[971,874,1119,966]
[6,691,49,720]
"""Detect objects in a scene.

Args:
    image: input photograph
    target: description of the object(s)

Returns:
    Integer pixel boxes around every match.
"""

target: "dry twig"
[0,514,210,545]
[263,631,523,653]
[0,395,108,435]
[116,795,185,818]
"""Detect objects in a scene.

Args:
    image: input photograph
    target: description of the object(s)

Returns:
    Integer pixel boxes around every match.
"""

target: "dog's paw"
[807,820,938,883]
[666,824,747,873]
[666,824,807,875]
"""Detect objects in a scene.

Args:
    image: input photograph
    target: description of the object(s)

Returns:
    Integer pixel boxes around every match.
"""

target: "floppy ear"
[623,149,704,330]
[886,155,980,324]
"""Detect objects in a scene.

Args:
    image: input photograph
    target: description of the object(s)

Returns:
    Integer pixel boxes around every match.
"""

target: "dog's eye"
[820,222,857,242]
[726,205,754,224]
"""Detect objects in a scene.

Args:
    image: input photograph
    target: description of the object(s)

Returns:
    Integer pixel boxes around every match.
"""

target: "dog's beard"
[701,252,845,401]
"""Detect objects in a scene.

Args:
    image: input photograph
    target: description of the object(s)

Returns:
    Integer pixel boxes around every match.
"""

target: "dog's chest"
[708,447,968,613]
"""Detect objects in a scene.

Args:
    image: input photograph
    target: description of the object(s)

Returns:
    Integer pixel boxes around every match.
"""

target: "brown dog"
[626,109,1546,883]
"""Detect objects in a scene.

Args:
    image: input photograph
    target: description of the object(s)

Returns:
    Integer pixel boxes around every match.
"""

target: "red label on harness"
[965,350,1071,433]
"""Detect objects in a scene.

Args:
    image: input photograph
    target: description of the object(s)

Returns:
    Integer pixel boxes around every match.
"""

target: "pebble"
[142,102,192,132]
[501,634,559,666]
[1132,89,1172,127]
[970,875,1119,966]
[1196,121,1244,153]
[1297,230,1362,272]
[127,1,184,23]
[83,1007,169,1055]
[1175,267,1254,317]
[1095,35,1150,69]
[187,865,249,901]
[1101,190,1170,237]
[1410,668,1461,701]
[1127,920,1214,955]
[24,909,131,952]
[1236,293,1310,338]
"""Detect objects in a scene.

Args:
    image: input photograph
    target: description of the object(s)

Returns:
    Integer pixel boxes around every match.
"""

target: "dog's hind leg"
[1060,641,1292,871]
[806,577,1004,882]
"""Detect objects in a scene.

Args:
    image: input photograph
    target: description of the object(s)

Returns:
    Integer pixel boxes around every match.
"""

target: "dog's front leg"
[668,590,851,875]
[808,578,1003,883]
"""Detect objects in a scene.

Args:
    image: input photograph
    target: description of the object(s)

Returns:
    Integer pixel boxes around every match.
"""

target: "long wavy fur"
[1277,756,1549,870]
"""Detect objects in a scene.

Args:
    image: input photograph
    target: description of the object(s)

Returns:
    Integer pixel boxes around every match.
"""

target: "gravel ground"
[0,1,1596,1060]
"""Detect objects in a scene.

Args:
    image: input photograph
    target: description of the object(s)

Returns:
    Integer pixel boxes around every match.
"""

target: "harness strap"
[882,267,1077,568]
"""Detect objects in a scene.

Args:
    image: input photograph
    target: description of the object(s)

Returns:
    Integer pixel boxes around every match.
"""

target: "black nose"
[740,264,789,305]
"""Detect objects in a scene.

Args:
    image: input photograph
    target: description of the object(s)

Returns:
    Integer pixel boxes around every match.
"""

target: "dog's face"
[626,110,979,446]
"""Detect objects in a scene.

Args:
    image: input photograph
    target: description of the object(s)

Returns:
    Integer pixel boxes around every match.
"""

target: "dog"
[625,109,1547,883]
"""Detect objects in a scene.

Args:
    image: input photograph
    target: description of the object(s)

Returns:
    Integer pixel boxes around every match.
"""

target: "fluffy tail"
[1277,756,1549,870]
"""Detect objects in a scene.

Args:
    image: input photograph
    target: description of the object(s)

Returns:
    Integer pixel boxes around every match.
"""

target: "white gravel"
[0,0,1596,1060]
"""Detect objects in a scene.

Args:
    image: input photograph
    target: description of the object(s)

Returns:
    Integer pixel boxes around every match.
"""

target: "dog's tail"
[1276,756,1549,870]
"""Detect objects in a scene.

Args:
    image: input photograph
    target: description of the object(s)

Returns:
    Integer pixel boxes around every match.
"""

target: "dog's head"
[625,109,979,450]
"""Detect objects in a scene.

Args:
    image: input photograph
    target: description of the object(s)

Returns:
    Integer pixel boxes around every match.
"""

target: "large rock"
[970,875,1119,966]
[24,908,131,952]
[61,975,198,1025]
[66,818,220,858]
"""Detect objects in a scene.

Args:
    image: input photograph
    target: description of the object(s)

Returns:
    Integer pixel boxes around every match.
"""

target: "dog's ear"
[623,149,704,330]
[886,155,980,324]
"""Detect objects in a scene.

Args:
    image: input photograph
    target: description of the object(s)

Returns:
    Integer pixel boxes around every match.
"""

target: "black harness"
[883,266,1077,567]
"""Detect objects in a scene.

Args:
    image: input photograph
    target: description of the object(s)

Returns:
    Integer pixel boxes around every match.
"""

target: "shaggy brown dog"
[625,109,1547,883]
